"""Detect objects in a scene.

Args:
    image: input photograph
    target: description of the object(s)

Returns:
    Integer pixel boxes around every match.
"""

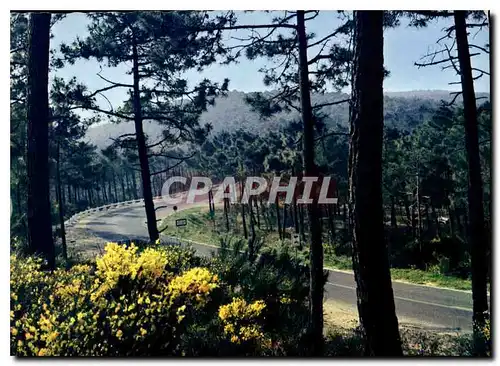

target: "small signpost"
[175,218,187,227]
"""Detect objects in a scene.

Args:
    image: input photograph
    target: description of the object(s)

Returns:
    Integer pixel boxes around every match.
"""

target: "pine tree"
[26,12,55,268]
[348,10,402,356]
[59,12,230,242]
[454,10,489,356]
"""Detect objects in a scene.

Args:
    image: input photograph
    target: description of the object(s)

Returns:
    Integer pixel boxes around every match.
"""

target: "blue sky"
[50,11,490,111]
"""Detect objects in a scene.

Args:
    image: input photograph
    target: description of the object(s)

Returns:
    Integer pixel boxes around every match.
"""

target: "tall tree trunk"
[297,10,324,355]
[248,196,257,259]
[403,196,412,233]
[224,197,230,232]
[254,196,261,229]
[101,178,108,202]
[132,39,158,242]
[390,196,398,229]
[125,170,133,201]
[454,10,489,355]
[299,204,306,243]
[431,203,440,237]
[56,143,67,262]
[293,196,299,234]
[343,203,348,231]
[260,196,270,231]
[120,173,126,201]
[425,203,431,235]
[107,178,112,202]
[67,184,72,204]
[131,170,139,199]
[26,13,55,268]
[87,188,93,207]
[62,182,66,207]
[282,203,287,239]
[416,170,422,255]
[348,11,402,356]
[327,204,335,244]
[112,172,118,203]
[275,197,282,240]
[240,180,248,239]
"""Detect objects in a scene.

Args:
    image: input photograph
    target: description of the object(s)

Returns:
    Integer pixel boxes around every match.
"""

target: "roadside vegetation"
[10,241,487,356]
[159,206,473,291]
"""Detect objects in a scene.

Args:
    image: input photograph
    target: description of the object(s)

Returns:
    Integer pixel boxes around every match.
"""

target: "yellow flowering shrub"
[218,298,268,345]
[10,240,306,356]
[168,268,219,308]
[10,243,219,356]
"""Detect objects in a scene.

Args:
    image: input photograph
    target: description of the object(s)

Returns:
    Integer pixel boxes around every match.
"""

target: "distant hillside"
[85,90,490,150]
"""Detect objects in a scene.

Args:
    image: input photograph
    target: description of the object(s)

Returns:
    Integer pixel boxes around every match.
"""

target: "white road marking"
[326,282,473,312]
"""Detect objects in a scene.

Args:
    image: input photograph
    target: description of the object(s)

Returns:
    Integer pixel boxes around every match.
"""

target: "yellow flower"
[116,329,123,339]
[218,298,267,344]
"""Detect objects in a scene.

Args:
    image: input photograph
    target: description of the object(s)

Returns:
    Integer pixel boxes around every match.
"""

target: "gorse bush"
[10,240,311,356]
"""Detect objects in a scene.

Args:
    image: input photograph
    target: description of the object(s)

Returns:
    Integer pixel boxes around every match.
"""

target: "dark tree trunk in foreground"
[56,142,67,262]
[348,11,402,356]
[297,10,324,355]
[454,10,489,355]
[26,13,55,269]
[132,39,158,242]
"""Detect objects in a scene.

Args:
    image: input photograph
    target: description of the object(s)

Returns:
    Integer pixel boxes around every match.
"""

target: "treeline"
[11,10,490,356]
[191,101,491,271]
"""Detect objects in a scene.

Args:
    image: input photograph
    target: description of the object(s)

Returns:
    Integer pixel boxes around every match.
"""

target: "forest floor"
[158,206,472,291]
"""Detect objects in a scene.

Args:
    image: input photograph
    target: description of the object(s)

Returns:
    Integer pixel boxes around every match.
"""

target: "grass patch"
[324,254,352,271]
[390,268,472,291]
[158,206,222,245]
[324,254,472,291]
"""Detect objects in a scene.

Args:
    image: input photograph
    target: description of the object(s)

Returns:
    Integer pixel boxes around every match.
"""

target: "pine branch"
[312,98,350,110]
[147,132,183,149]
[307,21,350,49]
[469,44,490,53]
[443,91,462,107]
[308,54,331,65]
[414,52,479,67]
[96,72,133,88]
[71,105,134,121]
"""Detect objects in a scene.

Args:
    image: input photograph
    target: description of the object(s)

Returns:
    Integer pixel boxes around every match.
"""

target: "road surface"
[70,196,475,333]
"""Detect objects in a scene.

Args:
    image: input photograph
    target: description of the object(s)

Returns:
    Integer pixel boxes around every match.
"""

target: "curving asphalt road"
[71,195,476,333]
